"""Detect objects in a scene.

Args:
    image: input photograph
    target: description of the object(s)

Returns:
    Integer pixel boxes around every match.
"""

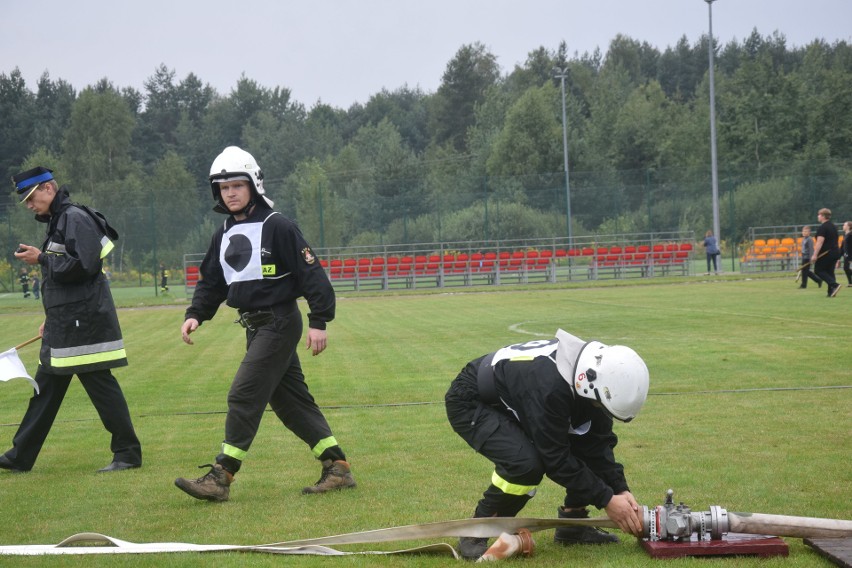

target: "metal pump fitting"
[641,489,729,541]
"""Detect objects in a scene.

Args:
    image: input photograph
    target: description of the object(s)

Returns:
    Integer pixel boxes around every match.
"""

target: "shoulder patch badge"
[302,247,316,265]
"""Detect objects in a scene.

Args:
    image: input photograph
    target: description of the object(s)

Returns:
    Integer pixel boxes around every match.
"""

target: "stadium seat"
[427,255,441,274]
[412,258,425,276]
[186,265,200,287]
[370,257,384,276]
[525,250,539,268]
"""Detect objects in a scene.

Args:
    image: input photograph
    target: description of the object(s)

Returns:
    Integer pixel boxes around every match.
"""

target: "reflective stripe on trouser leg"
[478,475,538,518]
[221,443,247,461]
[310,436,339,459]
[491,471,538,497]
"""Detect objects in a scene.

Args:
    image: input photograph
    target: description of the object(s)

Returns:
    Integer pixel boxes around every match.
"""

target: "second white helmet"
[555,329,649,422]
[208,146,274,213]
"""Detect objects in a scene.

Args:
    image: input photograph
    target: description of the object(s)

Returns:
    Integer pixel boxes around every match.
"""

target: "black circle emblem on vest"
[224,233,252,272]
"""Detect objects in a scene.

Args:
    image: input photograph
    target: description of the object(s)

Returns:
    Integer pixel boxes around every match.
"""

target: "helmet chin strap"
[237,198,256,217]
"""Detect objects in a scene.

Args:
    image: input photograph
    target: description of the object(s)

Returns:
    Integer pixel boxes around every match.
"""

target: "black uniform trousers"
[216,301,342,474]
[799,261,822,288]
[446,365,546,518]
[2,367,142,471]
[814,250,840,294]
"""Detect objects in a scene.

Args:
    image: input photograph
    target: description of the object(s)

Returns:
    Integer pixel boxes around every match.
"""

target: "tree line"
[2,29,851,278]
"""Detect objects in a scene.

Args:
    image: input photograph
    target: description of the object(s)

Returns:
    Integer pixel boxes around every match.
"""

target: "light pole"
[705,0,721,255]
[554,67,573,244]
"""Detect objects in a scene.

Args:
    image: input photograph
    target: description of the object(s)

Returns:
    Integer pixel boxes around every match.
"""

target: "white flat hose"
[0,517,610,557]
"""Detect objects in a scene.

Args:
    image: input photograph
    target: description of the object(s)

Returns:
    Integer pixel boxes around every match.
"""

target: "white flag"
[0,348,39,394]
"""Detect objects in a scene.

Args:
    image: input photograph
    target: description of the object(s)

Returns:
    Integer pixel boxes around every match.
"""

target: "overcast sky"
[3,0,851,110]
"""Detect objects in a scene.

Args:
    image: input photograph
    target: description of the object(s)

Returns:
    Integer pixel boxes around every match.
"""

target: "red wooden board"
[641,533,788,559]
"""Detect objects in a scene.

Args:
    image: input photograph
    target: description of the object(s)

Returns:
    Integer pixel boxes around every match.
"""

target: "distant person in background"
[798,226,822,290]
[842,221,852,287]
[30,271,40,300]
[160,263,169,293]
[702,230,720,275]
[812,208,841,298]
[18,267,30,298]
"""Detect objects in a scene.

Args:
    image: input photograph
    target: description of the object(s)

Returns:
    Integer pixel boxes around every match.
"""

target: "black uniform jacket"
[186,205,335,330]
[36,187,127,374]
[488,350,629,509]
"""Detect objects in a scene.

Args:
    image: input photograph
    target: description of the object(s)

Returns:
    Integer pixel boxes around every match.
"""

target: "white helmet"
[555,329,649,422]
[208,146,274,213]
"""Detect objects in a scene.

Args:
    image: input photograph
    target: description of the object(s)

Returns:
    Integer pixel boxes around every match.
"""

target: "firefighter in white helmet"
[445,329,649,560]
[175,146,356,501]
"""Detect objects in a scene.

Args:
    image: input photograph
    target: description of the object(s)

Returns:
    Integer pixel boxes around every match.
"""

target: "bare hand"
[305,328,327,356]
[605,492,643,537]
[14,244,41,265]
[181,318,199,345]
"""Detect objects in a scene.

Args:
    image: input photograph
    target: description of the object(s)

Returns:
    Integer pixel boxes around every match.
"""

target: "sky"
[3,0,851,110]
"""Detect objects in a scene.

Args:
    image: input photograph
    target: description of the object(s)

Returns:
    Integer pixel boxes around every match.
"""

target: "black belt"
[476,353,499,404]
[235,309,275,331]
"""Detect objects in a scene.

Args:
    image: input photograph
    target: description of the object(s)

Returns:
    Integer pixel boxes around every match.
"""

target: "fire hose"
[0,488,849,558]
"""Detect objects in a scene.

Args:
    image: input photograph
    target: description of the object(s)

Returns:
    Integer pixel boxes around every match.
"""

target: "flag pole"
[14,336,41,350]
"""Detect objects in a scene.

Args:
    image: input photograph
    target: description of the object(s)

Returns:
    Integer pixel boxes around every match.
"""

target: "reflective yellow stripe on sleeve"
[100,237,114,259]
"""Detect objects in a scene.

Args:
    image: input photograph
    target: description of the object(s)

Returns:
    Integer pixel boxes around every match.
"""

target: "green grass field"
[0,276,849,567]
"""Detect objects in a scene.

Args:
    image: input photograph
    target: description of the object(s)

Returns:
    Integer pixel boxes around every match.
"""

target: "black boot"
[458,536,489,560]
[554,507,619,545]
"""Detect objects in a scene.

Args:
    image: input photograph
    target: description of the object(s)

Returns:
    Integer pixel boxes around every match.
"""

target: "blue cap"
[12,166,54,203]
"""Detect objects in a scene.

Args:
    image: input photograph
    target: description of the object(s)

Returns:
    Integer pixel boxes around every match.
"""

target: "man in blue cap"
[0,167,142,473]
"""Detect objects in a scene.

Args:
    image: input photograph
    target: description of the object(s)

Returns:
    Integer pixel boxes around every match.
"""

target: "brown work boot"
[301,459,357,494]
[174,463,233,502]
